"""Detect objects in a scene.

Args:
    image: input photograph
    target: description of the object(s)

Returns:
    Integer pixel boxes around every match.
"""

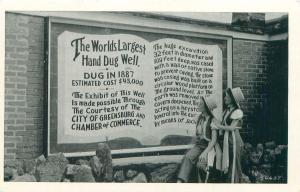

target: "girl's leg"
[177,145,205,182]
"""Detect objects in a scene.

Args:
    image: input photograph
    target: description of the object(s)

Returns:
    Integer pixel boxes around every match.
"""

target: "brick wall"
[5,13,45,160]
[232,39,269,142]
[232,39,288,144]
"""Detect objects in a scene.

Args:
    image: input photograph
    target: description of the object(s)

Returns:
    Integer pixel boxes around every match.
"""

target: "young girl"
[177,96,221,183]
[213,87,245,183]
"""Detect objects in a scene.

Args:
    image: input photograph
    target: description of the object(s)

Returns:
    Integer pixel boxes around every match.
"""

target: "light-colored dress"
[218,108,244,183]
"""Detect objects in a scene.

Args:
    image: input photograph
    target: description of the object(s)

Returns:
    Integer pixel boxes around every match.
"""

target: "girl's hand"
[197,152,208,170]
[199,152,208,163]
[211,122,218,130]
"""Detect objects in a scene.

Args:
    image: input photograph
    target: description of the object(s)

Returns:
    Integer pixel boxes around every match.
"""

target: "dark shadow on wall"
[251,40,288,145]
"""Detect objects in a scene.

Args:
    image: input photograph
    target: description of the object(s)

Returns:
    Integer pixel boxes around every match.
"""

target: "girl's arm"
[214,119,241,131]
[204,129,217,154]
[198,129,217,162]
[212,109,243,131]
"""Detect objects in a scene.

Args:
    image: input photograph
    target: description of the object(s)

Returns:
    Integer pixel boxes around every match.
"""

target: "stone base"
[4,142,287,183]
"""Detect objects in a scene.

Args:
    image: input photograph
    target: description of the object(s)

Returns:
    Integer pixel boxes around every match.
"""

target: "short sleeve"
[230,109,243,120]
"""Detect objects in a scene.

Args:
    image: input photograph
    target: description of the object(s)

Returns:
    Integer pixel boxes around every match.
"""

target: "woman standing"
[177,96,222,183]
[213,87,245,183]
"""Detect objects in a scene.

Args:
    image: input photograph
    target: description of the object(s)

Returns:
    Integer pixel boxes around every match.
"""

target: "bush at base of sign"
[160,135,193,146]
[104,135,194,150]
[107,137,143,150]
[241,142,287,183]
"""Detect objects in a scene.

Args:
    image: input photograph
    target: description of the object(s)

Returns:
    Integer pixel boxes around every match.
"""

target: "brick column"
[5,13,45,160]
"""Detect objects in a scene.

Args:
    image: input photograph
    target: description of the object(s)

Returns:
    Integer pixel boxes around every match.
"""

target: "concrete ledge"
[113,155,183,166]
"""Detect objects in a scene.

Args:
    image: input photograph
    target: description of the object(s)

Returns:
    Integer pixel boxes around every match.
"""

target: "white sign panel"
[57,31,222,147]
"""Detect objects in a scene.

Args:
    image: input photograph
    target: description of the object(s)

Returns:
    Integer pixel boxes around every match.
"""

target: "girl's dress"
[178,114,221,182]
[218,108,244,183]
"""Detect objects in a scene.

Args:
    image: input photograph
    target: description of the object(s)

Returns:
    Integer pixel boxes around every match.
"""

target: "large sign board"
[48,18,231,156]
